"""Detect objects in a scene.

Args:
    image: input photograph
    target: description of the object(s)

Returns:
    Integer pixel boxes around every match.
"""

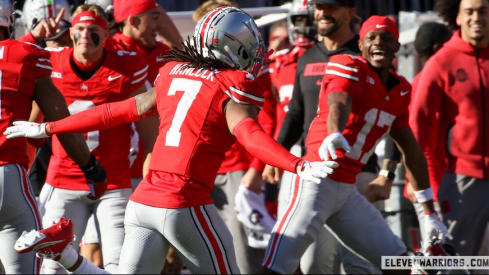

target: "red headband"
[359,15,399,41]
[72,11,107,30]
[113,0,159,22]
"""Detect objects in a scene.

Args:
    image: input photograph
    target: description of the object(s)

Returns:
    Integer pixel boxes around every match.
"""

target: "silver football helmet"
[0,0,14,38]
[21,0,70,31]
[194,7,265,77]
[85,0,113,14]
[288,0,316,47]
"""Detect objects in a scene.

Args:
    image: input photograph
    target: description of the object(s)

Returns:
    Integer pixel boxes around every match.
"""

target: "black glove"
[80,154,107,200]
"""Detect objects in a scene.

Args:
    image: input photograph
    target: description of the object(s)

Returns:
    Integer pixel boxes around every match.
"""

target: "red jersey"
[0,40,52,168]
[46,47,148,191]
[219,64,276,174]
[105,33,171,178]
[304,55,411,183]
[271,47,306,137]
[105,33,170,84]
[131,62,264,208]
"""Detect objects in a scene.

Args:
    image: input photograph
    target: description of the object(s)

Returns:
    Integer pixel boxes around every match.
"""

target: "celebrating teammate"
[260,15,447,274]
[0,1,107,273]
[8,7,338,274]
[18,4,158,274]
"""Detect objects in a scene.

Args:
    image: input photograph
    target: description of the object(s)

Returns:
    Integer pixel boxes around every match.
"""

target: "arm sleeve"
[276,71,304,150]
[250,77,277,172]
[234,117,301,173]
[49,97,141,134]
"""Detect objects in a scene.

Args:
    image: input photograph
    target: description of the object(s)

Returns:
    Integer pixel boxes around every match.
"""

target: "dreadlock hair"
[434,0,461,31]
[163,36,236,71]
[414,22,452,58]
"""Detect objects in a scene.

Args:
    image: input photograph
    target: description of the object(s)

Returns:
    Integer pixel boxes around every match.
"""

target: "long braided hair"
[163,36,237,71]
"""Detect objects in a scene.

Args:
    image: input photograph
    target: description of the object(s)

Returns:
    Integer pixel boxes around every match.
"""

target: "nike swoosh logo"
[376,24,389,28]
[400,91,410,96]
[108,75,122,81]
[156,57,165,62]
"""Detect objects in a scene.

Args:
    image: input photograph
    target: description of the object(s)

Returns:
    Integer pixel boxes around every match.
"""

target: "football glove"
[81,154,107,200]
[318,131,351,160]
[424,212,447,245]
[4,121,49,139]
[296,160,338,184]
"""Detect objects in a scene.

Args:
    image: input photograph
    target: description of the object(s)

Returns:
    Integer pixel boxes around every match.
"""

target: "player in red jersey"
[260,16,448,274]
[18,4,158,274]
[79,0,173,266]
[9,7,338,274]
[0,1,106,274]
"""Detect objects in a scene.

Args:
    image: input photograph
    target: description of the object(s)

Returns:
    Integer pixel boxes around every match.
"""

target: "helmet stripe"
[199,7,228,49]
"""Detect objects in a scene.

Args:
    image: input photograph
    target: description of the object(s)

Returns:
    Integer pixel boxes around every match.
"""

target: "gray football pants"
[277,171,383,274]
[118,201,240,274]
[212,170,265,274]
[0,164,42,274]
[40,186,130,272]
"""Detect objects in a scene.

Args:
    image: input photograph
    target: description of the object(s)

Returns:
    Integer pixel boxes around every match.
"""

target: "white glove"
[318,131,351,160]
[4,121,49,139]
[424,212,447,244]
[296,160,338,184]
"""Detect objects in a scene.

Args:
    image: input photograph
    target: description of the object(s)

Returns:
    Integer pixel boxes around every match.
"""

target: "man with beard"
[410,0,489,259]
[263,0,398,273]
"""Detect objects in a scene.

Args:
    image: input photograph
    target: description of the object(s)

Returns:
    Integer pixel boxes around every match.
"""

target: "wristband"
[379,169,395,180]
[413,186,434,203]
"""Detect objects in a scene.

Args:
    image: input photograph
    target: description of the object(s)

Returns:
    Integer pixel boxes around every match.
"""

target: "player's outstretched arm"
[225,100,338,184]
[5,88,158,138]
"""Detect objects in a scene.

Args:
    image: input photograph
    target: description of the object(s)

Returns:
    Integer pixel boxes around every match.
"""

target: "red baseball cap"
[113,0,159,22]
[359,15,399,41]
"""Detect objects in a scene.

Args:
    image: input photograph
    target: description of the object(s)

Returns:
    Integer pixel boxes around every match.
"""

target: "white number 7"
[165,78,202,147]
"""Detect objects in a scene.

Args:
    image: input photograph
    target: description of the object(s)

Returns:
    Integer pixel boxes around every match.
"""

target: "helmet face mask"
[194,7,265,76]
[288,0,316,47]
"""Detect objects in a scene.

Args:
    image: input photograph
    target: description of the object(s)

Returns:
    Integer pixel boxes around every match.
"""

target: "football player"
[0,1,106,273]
[9,7,338,274]
[18,4,158,274]
[192,1,277,273]
[260,15,447,274]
